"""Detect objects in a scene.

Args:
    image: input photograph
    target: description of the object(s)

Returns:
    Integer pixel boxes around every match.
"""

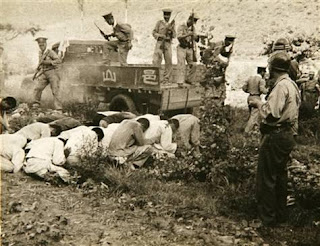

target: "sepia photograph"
[1,0,320,245]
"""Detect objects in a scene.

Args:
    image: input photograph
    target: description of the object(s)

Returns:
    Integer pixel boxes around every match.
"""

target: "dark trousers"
[256,129,295,226]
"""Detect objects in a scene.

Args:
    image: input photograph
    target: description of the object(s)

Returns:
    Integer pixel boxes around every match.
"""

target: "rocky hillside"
[1,0,320,105]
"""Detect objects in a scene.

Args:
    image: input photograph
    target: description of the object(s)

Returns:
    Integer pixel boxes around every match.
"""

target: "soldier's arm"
[177,25,190,39]
[42,50,62,66]
[242,79,249,93]
[259,79,269,94]
[117,23,132,35]
[257,83,287,122]
[152,21,163,39]
[170,23,176,39]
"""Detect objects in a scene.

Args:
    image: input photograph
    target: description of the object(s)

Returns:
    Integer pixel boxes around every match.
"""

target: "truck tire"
[109,94,137,113]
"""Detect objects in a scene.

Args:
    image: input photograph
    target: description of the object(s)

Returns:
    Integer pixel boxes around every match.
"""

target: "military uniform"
[33,38,62,110]
[256,52,301,226]
[242,68,268,133]
[102,13,133,66]
[152,10,176,83]
[176,14,199,85]
[272,38,301,82]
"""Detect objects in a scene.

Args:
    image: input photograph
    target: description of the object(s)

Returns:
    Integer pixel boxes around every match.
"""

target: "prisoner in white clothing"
[24,137,69,180]
[0,134,27,172]
[15,122,51,140]
[101,123,120,149]
[144,120,177,154]
[63,126,100,164]
[135,114,160,122]
[171,114,200,149]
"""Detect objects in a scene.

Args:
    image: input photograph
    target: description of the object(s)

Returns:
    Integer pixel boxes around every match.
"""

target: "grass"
[5,101,320,245]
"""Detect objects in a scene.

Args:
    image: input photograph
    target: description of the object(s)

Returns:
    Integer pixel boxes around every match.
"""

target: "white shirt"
[0,134,27,148]
[0,134,27,172]
[26,137,65,165]
[135,114,161,122]
[144,120,176,153]
[101,123,120,149]
[15,122,51,140]
[63,126,98,156]
[59,126,90,140]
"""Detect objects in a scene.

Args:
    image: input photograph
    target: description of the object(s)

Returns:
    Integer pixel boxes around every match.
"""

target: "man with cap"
[101,12,133,66]
[242,66,269,133]
[221,35,236,59]
[32,37,62,110]
[211,35,236,104]
[152,9,176,84]
[176,13,200,86]
[250,51,301,227]
[272,37,301,83]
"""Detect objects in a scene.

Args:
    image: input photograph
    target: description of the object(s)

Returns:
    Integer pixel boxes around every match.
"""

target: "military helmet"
[272,38,291,51]
[268,51,291,72]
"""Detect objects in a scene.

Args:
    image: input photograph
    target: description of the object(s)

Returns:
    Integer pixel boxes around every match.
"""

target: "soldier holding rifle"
[32,37,62,110]
[176,12,199,87]
[100,12,133,66]
[152,9,177,84]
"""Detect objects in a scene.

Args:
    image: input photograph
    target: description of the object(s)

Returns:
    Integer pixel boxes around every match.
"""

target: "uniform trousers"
[256,129,295,226]
[152,41,173,83]
[176,46,197,84]
[33,69,62,110]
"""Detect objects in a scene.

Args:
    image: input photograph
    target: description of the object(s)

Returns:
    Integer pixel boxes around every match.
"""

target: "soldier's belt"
[260,123,292,135]
[157,37,171,42]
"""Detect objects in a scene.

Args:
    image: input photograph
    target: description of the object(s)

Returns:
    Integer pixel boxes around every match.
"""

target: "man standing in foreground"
[32,37,62,110]
[101,12,133,66]
[152,9,176,84]
[250,51,301,226]
[242,66,269,133]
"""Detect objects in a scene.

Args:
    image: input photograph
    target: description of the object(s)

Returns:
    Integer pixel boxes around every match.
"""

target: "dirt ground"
[2,167,319,246]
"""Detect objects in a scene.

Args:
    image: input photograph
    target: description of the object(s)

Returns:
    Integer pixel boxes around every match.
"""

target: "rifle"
[191,10,197,62]
[32,50,50,80]
[160,12,180,51]
[94,22,111,41]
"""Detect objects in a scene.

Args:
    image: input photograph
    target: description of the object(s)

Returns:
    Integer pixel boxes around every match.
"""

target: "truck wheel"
[109,94,137,113]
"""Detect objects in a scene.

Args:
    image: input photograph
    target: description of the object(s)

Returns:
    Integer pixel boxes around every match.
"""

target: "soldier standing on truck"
[101,12,133,66]
[32,37,62,111]
[152,9,176,84]
[176,13,200,87]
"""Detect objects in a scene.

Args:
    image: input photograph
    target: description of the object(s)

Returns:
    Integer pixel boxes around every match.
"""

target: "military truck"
[22,39,203,115]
